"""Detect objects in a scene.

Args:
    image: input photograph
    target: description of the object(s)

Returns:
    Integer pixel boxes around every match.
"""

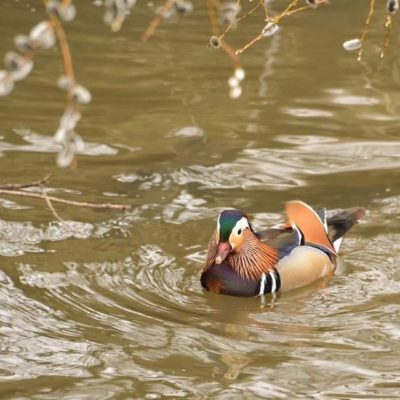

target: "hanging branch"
[219,0,263,42]
[204,0,330,57]
[206,0,241,66]
[234,0,329,56]
[235,33,264,56]
[274,0,301,23]
[380,14,393,58]
[44,4,93,168]
[264,0,271,20]
[141,0,193,41]
[357,0,376,62]
[142,0,175,41]
[380,1,399,58]
[49,14,75,82]
[0,0,90,168]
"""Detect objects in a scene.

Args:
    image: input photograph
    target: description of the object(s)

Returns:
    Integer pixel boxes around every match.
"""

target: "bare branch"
[142,0,175,42]
[0,175,51,190]
[49,14,75,82]
[358,0,376,62]
[0,188,129,210]
[40,184,70,227]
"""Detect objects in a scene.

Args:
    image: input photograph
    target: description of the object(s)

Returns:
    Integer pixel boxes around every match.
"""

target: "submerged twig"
[0,188,129,210]
[0,175,50,190]
[40,183,71,228]
[0,175,129,211]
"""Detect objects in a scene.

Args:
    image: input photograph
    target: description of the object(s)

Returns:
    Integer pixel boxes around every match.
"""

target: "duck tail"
[285,200,337,256]
[326,207,366,252]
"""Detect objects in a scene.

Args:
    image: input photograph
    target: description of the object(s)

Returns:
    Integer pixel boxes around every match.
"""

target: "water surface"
[0,1,400,398]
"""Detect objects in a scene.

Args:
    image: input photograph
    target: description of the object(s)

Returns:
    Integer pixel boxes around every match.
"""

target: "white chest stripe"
[269,271,277,293]
[259,271,278,295]
[259,273,266,295]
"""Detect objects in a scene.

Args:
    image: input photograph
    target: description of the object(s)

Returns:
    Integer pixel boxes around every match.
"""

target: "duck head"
[204,209,278,282]
[214,209,252,264]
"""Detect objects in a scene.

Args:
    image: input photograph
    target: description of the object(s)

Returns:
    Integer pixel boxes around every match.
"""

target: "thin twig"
[380,14,392,59]
[219,0,263,40]
[49,14,75,81]
[273,0,300,24]
[41,185,81,234]
[235,0,293,55]
[40,184,69,225]
[0,189,129,210]
[207,0,220,35]
[358,0,376,62]
[284,2,328,18]
[0,175,50,190]
[264,0,271,21]
[206,0,241,66]
[285,5,311,17]
[235,33,263,55]
[234,0,328,56]
[142,0,175,41]
[220,40,241,66]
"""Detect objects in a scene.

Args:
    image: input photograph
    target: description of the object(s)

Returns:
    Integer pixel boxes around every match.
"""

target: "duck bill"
[215,242,232,265]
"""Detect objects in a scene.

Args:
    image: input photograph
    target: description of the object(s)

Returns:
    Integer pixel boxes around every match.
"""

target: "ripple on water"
[0,220,96,256]
[1,0,400,397]
[170,162,305,190]
[1,194,399,398]
[114,137,400,193]
[247,139,400,175]
[161,190,216,224]
[0,269,99,380]
[0,207,144,256]
[281,107,334,118]
[0,138,398,398]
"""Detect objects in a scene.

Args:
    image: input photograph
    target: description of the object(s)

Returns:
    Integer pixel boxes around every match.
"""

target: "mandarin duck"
[201,200,365,297]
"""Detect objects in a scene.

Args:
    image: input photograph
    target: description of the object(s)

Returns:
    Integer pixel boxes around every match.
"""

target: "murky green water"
[0,0,400,398]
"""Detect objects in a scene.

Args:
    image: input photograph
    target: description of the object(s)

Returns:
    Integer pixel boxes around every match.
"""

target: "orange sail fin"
[285,200,337,255]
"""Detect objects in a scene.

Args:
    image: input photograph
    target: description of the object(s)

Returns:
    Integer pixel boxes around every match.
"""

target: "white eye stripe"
[233,217,249,235]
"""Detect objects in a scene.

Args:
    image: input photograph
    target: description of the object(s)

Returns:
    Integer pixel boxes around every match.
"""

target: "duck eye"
[237,228,242,235]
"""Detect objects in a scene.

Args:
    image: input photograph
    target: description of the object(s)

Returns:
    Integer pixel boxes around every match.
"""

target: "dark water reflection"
[0,0,400,398]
